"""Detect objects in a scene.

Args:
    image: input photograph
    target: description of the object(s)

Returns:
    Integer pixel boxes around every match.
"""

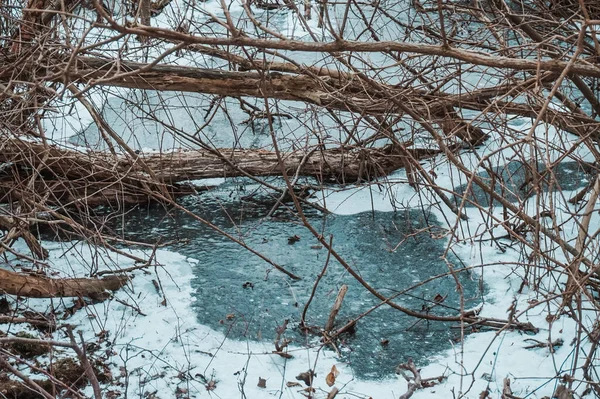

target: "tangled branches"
[0,0,600,396]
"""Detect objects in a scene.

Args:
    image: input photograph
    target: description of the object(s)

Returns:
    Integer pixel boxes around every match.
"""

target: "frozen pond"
[117,180,482,379]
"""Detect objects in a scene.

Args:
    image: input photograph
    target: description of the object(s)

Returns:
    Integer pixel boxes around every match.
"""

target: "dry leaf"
[554,385,573,399]
[286,381,302,387]
[257,377,267,388]
[326,373,335,386]
[226,313,235,320]
[296,370,315,386]
[326,365,339,387]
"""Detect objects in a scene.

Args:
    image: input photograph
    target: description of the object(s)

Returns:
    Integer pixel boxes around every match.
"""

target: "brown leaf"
[296,370,315,386]
[554,385,573,399]
[257,377,267,388]
[106,391,121,399]
[326,365,339,387]
[332,365,340,376]
[326,372,335,387]
[286,381,302,387]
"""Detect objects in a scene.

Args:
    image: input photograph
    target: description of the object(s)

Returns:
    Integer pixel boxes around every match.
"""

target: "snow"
[5,124,597,398]
[8,1,599,397]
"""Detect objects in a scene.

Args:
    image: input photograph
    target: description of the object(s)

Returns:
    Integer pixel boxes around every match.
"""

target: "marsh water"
[115,179,482,379]
[41,0,596,382]
[65,90,489,378]
[71,102,591,379]
[115,158,591,378]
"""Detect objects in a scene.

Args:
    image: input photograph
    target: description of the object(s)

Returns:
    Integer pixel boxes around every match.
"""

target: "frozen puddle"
[120,183,482,379]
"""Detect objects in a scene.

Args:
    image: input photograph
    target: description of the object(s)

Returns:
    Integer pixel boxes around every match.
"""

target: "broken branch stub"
[325,284,348,332]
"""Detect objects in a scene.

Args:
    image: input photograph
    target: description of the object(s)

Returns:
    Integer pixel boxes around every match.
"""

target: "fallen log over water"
[0,139,443,207]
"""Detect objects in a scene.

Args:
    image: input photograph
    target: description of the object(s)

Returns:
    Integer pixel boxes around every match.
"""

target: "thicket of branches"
[1,0,600,396]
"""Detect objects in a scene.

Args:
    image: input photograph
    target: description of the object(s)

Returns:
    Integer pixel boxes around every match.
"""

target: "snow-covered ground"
[6,123,597,398]
[4,236,576,399]
[7,0,599,397]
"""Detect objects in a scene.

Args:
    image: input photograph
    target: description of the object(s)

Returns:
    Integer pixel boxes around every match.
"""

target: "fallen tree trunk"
[0,138,443,206]
[0,179,194,207]
[0,269,127,298]
[12,56,598,143]
[1,55,488,145]
[137,145,442,183]
[1,139,440,182]
[9,55,600,146]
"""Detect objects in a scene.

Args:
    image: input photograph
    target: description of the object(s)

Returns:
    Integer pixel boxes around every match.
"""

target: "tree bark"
[11,55,598,143]
[0,138,442,206]
[2,56,490,144]
[0,269,127,298]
